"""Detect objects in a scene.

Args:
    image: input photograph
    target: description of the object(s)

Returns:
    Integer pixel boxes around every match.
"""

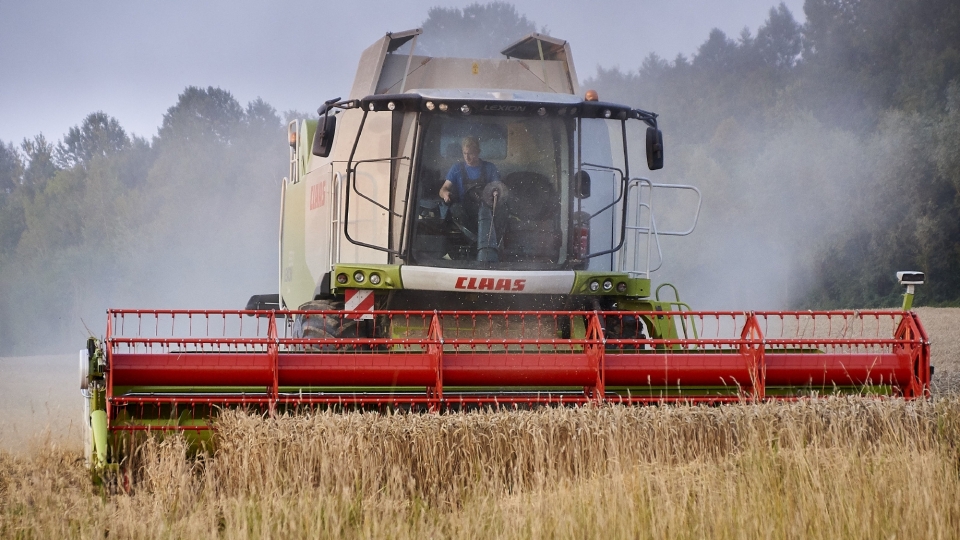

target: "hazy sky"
[0,0,804,145]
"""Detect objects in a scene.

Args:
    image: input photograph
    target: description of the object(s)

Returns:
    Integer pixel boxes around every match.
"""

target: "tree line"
[0,88,286,354]
[586,0,960,309]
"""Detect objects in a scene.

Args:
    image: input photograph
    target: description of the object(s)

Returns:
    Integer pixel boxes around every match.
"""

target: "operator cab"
[413,104,569,268]
[331,90,665,273]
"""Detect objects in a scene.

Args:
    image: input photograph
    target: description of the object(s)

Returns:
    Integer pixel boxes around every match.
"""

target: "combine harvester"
[80,30,930,465]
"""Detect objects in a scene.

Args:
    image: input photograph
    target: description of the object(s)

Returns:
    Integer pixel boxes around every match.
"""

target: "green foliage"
[801,0,960,128]
[157,86,246,144]
[756,3,803,69]
[20,134,57,188]
[586,0,960,308]
[417,1,537,58]
[0,88,284,354]
[935,81,960,199]
[55,112,130,169]
[0,141,22,193]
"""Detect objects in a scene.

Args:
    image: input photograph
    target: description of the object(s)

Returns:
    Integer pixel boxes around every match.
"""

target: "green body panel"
[902,290,915,310]
[571,315,587,339]
[91,409,107,467]
[570,273,649,296]
[299,119,317,178]
[280,177,315,309]
[618,298,691,341]
[280,118,328,310]
[331,263,403,291]
[622,277,650,297]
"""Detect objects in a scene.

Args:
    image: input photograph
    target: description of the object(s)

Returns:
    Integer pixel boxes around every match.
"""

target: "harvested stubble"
[3,398,960,539]
[918,307,960,396]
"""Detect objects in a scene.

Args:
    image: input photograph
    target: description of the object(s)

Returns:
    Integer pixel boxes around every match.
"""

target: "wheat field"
[2,307,959,539]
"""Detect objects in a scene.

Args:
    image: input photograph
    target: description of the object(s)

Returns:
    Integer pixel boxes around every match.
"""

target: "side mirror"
[574,170,591,199]
[646,127,664,170]
[312,114,337,157]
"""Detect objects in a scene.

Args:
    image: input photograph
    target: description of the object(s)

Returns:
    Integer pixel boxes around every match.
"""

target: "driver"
[438,137,504,262]
[438,136,500,204]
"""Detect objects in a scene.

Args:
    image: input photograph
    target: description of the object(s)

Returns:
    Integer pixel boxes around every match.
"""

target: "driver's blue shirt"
[445,161,501,199]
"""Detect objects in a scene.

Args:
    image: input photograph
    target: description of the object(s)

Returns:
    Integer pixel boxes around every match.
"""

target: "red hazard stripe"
[344,289,374,319]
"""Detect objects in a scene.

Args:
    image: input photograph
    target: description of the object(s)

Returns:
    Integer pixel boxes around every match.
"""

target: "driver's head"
[461,137,481,167]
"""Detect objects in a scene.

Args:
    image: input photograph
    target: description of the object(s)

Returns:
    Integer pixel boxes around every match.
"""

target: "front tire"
[294,300,362,350]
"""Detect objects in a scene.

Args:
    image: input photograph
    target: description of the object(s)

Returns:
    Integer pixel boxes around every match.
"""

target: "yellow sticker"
[472,62,479,75]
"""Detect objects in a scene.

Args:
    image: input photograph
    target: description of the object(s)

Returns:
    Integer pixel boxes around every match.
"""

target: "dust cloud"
[647,110,920,311]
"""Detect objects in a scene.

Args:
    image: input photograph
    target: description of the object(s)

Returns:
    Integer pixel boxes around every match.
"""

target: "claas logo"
[455,277,526,292]
[309,181,327,210]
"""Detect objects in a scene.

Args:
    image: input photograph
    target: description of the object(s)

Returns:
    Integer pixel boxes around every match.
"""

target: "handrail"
[330,172,342,266]
[655,283,699,340]
[351,156,409,217]
[621,178,702,278]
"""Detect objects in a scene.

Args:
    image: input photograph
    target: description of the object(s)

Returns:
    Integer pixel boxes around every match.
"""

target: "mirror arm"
[316,97,339,117]
[317,97,360,117]
[634,109,658,129]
